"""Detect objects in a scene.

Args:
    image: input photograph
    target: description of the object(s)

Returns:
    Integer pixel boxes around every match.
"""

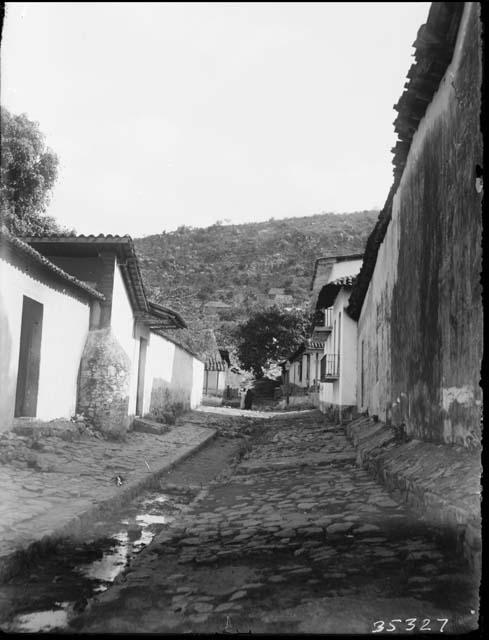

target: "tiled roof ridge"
[205,354,228,371]
[346,1,464,321]
[310,253,364,290]
[0,227,105,300]
[24,232,152,316]
[330,274,358,287]
[391,2,464,180]
[314,252,364,263]
[306,339,326,349]
[20,233,133,240]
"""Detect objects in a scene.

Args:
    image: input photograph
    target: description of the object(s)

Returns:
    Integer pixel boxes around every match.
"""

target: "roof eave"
[0,229,106,301]
[148,301,187,329]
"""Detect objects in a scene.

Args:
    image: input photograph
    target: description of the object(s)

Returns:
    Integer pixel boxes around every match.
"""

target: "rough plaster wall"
[319,329,333,412]
[166,345,194,407]
[111,264,139,416]
[143,333,176,413]
[77,328,131,437]
[318,289,357,411]
[357,210,398,421]
[334,289,357,408]
[76,263,140,436]
[319,381,333,412]
[339,295,358,408]
[143,333,200,413]
[358,3,482,446]
[191,359,204,408]
[0,258,90,429]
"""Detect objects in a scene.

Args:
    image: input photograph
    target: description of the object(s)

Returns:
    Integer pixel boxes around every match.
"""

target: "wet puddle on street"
[1,486,196,633]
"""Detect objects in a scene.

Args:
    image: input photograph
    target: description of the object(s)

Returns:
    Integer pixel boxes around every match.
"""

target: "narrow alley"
[0,2,483,636]
[3,409,475,635]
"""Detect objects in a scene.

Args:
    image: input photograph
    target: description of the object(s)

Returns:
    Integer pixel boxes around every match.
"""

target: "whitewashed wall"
[0,258,91,429]
[143,332,203,414]
[339,292,358,407]
[318,288,357,412]
[191,358,204,408]
[110,263,140,416]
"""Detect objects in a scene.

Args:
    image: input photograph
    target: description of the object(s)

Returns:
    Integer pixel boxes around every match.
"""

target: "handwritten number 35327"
[372,618,448,633]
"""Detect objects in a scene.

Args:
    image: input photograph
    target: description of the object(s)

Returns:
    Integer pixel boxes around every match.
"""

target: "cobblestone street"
[0,420,216,568]
[69,410,478,635]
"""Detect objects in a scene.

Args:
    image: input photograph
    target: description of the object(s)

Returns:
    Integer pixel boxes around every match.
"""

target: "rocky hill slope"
[134,210,378,353]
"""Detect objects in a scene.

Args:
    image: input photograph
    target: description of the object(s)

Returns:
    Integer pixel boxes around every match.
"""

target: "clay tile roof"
[330,275,357,288]
[21,233,185,329]
[315,273,359,311]
[21,233,132,241]
[288,338,326,362]
[147,301,186,330]
[0,227,105,300]
[205,355,228,371]
[310,253,363,291]
[306,340,326,350]
[391,2,464,181]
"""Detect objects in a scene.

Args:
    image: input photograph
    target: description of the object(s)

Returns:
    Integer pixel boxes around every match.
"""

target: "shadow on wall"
[0,287,14,430]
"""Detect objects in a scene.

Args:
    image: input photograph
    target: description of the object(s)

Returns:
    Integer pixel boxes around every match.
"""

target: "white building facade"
[309,254,363,421]
[1,232,203,436]
[318,283,358,420]
[0,230,103,430]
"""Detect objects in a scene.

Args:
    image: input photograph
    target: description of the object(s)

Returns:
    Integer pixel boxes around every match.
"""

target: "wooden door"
[15,296,43,417]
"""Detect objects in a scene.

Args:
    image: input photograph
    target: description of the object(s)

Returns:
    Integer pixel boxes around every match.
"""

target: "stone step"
[132,418,173,435]
[12,418,85,440]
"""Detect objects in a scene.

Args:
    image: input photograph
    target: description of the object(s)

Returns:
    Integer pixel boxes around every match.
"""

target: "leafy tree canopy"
[0,106,62,235]
[234,306,310,378]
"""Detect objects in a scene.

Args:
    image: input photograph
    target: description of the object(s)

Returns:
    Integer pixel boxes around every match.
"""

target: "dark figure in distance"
[244,387,254,410]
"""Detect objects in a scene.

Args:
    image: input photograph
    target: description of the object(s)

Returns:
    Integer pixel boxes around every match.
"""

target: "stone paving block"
[0,422,216,580]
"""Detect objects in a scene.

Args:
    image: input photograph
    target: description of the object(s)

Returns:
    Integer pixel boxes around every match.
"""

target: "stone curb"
[0,428,217,583]
[344,416,481,572]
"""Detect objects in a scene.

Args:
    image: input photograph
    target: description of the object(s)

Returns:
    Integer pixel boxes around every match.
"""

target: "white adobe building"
[309,254,363,420]
[0,230,204,436]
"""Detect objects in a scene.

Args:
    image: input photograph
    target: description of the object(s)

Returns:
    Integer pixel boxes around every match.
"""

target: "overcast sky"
[1,2,431,237]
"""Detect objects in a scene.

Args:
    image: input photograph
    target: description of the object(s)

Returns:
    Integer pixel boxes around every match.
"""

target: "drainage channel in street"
[0,434,245,634]
[0,484,200,632]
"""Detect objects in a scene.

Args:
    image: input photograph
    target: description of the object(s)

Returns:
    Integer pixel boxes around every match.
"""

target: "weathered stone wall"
[358,3,482,446]
[77,328,131,438]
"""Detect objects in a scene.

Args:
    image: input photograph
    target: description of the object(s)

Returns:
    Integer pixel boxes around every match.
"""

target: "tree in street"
[234,306,310,378]
[0,106,62,235]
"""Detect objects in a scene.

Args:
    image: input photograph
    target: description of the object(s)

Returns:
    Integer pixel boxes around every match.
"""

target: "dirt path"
[67,411,479,634]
